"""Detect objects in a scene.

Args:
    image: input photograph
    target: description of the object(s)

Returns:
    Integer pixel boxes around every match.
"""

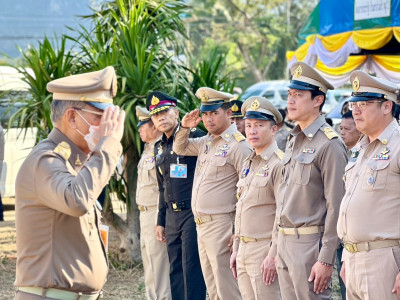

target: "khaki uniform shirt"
[233,142,283,256]
[338,119,400,243]
[173,123,252,216]
[136,138,160,207]
[15,128,122,292]
[278,115,347,264]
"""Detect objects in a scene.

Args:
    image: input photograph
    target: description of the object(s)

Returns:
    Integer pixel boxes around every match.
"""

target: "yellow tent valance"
[372,55,400,72]
[315,55,367,76]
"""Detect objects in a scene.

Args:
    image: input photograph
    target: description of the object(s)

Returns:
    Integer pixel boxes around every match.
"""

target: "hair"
[147,119,154,127]
[51,100,86,123]
[342,111,353,119]
[310,90,326,111]
[220,103,232,111]
[325,117,333,126]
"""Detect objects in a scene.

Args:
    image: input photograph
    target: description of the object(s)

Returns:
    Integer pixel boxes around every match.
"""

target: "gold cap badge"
[294,65,302,78]
[232,103,239,112]
[251,98,260,110]
[200,92,209,102]
[352,76,360,92]
[151,95,160,106]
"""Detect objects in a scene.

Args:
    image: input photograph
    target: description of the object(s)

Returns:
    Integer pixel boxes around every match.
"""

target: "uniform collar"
[256,141,279,162]
[210,123,237,142]
[48,128,88,170]
[292,115,325,141]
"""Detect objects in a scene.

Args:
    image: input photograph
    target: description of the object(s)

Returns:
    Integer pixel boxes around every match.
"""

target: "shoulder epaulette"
[54,141,71,161]
[323,126,338,140]
[275,149,284,160]
[233,132,246,142]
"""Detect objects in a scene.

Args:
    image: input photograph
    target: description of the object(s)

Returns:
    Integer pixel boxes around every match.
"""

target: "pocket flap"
[295,153,315,164]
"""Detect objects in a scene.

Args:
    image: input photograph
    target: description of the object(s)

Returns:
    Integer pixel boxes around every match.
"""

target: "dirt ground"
[0,202,343,300]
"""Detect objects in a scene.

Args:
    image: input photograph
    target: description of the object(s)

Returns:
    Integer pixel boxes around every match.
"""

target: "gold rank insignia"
[54,141,71,161]
[294,65,302,78]
[324,127,338,139]
[382,139,388,145]
[308,133,313,138]
[224,133,230,139]
[151,95,160,106]
[231,103,239,112]
[352,76,360,91]
[381,147,390,155]
[200,92,209,102]
[75,154,82,166]
[276,149,284,160]
[251,98,260,110]
[233,132,245,142]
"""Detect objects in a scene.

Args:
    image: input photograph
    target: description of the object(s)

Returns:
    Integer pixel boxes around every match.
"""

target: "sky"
[0,0,102,58]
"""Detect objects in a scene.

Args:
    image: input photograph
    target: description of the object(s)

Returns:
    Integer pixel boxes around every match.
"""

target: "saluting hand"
[308,261,333,294]
[181,109,201,128]
[260,256,277,286]
[98,105,126,142]
[392,271,400,299]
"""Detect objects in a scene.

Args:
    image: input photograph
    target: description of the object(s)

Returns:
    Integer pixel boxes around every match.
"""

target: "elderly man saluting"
[14,67,125,300]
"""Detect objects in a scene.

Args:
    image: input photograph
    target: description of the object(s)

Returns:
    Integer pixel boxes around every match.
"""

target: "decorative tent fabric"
[287,0,400,87]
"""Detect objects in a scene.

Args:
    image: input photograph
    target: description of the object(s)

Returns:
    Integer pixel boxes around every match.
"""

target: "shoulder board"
[243,154,251,162]
[275,149,284,160]
[54,141,71,161]
[323,127,338,140]
[233,132,246,142]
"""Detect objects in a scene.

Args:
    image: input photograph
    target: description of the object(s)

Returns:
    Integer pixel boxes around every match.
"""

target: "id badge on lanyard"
[170,156,187,178]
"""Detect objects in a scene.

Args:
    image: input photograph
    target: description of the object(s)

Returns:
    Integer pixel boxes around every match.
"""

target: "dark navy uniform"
[155,125,206,300]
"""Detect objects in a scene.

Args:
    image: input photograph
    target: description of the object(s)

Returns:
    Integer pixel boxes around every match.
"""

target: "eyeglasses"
[74,108,103,116]
[348,100,387,111]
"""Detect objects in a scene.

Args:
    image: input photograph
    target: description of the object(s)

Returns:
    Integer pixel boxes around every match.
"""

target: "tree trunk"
[103,148,142,262]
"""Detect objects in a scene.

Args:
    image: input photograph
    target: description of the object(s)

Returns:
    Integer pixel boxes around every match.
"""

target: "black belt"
[166,200,191,212]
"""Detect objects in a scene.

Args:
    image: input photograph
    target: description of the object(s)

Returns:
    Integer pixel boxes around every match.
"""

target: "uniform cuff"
[318,247,336,265]
[233,238,239,253]
[267,241,277,258]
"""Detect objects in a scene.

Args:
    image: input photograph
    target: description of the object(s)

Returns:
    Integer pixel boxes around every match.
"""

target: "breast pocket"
[143,160,155,183]
[361,160,390,191]
[343,161,356,188]
[294,153,315,185]
[210,156,228,178]
[251,176,274,204]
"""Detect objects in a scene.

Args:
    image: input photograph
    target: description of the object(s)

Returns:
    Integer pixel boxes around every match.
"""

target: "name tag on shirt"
[170,164,188,178]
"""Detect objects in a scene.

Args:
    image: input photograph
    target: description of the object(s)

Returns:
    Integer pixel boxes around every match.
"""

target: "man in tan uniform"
[337,71,400,299]
[14,67,125,299]
[136,106,171,300]
[173,87,252,300]
[229,96,282,299]
[277,62,347,300]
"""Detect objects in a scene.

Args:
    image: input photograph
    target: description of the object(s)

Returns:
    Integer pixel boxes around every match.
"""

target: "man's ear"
[65,108,77,128]
[382,100,393,116]
[313,95,324,108]
[226,108,233,117]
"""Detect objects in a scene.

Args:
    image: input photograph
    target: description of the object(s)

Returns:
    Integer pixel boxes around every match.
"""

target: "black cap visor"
[348,92,387,102]
[243,111,275,122]
[200,100,225,112]
[137,118,151,128]
[288,80,322,92]
[149,105,173,116]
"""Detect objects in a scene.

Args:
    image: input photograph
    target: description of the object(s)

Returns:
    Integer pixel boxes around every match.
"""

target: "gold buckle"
[344,243,358,253]
[279,227,285,234]
[172,203,181,212]
[194,217,202,225]
[240,236,247,243]
[138,205,145,211]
